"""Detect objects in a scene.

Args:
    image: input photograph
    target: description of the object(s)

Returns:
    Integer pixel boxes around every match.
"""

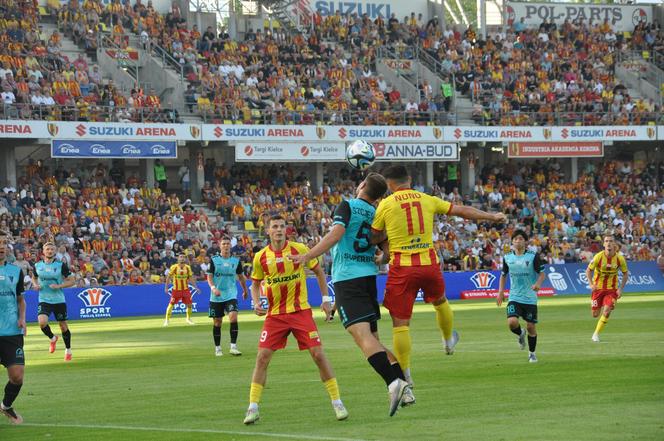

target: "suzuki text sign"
[52,140,177,158]
[506,2,652,32]
[508,142,603,158]
[235,142,345,162]
[373,143,459,161]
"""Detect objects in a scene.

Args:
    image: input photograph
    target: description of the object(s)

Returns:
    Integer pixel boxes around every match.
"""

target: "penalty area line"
[20,422,368,441]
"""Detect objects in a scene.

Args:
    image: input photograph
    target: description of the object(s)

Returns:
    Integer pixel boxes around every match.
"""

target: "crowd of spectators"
[413,17,664,126]
[1,156,661,290]
[2,0,663,125]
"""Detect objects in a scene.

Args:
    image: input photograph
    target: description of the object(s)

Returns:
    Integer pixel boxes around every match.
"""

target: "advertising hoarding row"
[1,121,662,143]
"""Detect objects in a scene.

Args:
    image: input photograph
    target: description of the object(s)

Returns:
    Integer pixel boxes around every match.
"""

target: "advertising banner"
[505,1,652,32]
[204,124,446,143]
[23,262,663,322]
[507,141,603,158]
[47,121,201,141]
[52,140,177,158]
[659,126,664,140]
[549,126,656,142]
[235,142,345,162]
[0,120,47,138]
[306,0,429,20]
[373,142,459,161]
[449,126,545,142]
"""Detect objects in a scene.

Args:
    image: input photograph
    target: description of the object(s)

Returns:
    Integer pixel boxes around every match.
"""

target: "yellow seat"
[38,6,48,16]
[244,221,257,231]
[642,51,650,60]
[223,120,232,125]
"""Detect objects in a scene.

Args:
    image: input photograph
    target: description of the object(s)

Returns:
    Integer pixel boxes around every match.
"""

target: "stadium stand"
[1,157,661,288]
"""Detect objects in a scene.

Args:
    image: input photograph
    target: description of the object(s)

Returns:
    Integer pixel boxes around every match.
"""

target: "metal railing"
[474,110,663,126]
[1,103,182,123]
[2,103,663,127]
[151,43,185,83]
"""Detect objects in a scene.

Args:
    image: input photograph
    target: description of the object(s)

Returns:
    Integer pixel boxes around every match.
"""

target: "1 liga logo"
[78,288,113,318]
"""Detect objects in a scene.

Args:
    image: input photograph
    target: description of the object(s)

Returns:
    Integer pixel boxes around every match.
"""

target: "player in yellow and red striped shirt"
[163,254,196,326]
[372,165,505,387]
[585,234,629,342]
[243,215,348,425]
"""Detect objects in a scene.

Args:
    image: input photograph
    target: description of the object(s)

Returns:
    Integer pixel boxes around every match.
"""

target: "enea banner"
[235,142,345,162]
[506,1,652,33]
[22,262,664,322]
[507,141,603,158]
[52,140,177,158]
[373,142,459,161]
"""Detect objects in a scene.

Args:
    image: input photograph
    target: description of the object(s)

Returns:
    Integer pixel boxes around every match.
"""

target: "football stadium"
[0,0,663,439]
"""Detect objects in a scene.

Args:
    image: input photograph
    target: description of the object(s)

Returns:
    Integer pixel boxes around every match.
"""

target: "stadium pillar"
[571,158,578,183]
[143,159,155,188]
[3,145,16,188]
[314,163,324,194]
[189,144,203,203]
[426,161,434,189]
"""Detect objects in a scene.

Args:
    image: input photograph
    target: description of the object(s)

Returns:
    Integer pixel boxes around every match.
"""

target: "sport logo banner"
[78,288,112,318]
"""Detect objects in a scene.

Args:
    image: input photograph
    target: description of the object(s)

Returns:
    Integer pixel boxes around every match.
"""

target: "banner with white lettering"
[306,0,428,20]
[48,121,201,141]
[52,140,177,158]
[373,143,459,161]
[506,1,652,33]
[507,142,603,158]
[1,121,662,143]
[235,142,345,162]
[549,126,656,142]
[204,124,445,143]
[448,126,546,142]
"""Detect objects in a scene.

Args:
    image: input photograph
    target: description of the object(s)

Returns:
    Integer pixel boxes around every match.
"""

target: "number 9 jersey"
[372,189,452,267]
[331,198,378,283]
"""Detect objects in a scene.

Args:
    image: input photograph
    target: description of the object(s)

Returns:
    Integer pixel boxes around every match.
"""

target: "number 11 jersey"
[372,189,452,267]
[331,198,378,283]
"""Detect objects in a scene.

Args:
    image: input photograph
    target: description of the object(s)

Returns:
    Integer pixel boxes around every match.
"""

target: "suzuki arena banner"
[1,121,663,143]
[235,142,345,162]
[52,140,177,158]
[373,142,459,161]
[506,1,652,33]
[23,262,664,322]
[507,142,603,158]
[306,0,428,20]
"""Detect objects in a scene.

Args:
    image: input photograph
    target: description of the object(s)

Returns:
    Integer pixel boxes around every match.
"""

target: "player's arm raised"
[312,263,333,322]
[448,204,507,223]
[290,224,345,265]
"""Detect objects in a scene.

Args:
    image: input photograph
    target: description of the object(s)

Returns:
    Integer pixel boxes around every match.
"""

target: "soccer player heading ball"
[371,165,506,389]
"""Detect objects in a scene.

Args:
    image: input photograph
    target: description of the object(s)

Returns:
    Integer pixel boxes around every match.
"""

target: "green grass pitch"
[1,294,663,441]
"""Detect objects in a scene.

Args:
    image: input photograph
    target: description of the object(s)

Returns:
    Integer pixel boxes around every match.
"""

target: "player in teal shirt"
[33,242,75,361]
[290,173,412,416]
[497,230,546,363]
[0,233,26,424]
[207,237,248,357]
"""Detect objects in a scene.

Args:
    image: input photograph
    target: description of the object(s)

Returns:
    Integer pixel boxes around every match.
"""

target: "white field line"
[20,422,369,441]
